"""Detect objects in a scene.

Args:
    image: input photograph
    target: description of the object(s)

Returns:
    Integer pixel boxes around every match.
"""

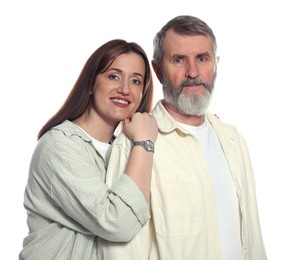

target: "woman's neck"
[73,112,116,144]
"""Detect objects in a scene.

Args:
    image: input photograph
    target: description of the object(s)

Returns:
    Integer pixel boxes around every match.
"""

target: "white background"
[1,0,289,259]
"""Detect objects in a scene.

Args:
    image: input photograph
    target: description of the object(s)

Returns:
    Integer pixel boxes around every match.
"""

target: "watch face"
[133,140,154,152]
[145,140,154,151]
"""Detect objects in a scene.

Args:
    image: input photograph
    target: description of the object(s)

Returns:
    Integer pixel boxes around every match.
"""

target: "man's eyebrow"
[172,51,211,57]
[172,54,187,59]
[196,52,211,57]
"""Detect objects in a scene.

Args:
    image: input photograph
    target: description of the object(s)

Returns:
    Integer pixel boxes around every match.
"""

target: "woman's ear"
[151,60,163,84]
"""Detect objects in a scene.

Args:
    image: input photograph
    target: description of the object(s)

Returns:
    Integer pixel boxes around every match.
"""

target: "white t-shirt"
[76,126,111,162]
[179,119,243,260]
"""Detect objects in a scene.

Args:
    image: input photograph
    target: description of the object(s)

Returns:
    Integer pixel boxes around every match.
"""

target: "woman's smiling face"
[91,52,146,125]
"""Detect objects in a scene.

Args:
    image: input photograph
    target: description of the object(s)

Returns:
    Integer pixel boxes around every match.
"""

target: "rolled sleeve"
[111,174,150,225]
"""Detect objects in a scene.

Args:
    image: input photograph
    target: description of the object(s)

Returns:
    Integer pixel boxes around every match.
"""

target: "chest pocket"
[151,139,209,237]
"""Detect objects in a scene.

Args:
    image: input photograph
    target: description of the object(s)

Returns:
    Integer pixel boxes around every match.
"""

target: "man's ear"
[151,60,163,84]
[216,56,220,64]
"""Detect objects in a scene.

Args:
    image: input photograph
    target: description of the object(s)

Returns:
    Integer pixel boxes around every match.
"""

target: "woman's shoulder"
[37,121,90,154]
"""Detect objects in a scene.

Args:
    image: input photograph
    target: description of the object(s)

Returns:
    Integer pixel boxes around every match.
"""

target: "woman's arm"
[122,112,158,202]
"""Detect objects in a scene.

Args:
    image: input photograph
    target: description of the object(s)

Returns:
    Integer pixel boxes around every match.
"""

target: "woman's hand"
[123,112,158,143]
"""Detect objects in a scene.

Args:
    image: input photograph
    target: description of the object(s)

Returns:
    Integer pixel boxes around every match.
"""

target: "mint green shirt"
[19,120,149,260]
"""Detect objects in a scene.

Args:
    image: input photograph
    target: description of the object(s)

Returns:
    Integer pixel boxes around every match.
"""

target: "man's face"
[160,29,217,116]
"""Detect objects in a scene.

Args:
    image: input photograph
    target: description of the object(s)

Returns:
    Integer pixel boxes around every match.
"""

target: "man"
[98,15,267,260]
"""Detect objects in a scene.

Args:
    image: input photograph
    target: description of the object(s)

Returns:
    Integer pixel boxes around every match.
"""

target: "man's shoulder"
[206,112,237,130]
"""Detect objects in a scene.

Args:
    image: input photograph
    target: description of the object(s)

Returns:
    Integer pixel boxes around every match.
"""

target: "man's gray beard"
[162,75,215,116]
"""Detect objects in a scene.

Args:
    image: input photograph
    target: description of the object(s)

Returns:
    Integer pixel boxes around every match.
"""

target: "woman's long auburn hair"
[38,39,154,139]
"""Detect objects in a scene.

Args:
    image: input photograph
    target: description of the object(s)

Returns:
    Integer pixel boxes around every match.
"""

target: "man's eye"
[174,57,183,64]
[197,55,208,62]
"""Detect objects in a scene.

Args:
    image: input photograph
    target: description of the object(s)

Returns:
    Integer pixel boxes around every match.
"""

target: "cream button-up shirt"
[98,101,267,260]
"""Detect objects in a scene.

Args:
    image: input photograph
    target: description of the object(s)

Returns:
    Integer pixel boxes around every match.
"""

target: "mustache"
[181,77,206,87]
[180,77,211,92]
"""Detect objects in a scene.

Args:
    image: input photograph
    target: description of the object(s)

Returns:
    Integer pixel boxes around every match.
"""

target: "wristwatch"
[133,140,155,153]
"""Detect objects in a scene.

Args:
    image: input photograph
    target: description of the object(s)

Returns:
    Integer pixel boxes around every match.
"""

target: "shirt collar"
[152,100,237,138]
[52,120,92,143]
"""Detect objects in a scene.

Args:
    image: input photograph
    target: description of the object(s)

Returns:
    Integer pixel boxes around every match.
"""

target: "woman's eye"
[109,74,119,80]
[131,79,141,85]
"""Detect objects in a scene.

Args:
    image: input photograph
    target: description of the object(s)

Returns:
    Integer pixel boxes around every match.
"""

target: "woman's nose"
[117,81,130,95]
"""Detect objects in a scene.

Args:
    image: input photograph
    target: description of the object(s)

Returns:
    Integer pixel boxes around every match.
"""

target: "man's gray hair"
[153,15,217,68]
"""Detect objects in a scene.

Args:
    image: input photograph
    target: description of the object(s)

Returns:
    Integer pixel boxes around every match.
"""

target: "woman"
[19,39,158,259]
